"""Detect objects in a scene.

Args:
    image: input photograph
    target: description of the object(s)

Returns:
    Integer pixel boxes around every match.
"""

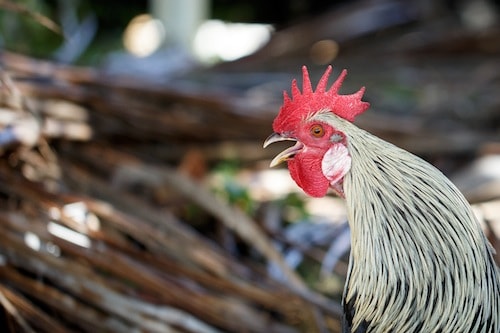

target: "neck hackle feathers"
[274,66,370,130]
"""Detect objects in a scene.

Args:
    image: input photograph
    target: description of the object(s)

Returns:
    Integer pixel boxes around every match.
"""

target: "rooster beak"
[263,133,303,167]
[263,132,292,148]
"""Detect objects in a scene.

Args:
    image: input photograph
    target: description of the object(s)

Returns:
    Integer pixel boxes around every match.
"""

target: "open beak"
[263,133,304,167]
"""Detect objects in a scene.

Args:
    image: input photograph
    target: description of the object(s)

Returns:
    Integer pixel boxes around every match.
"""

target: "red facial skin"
[286,121,347,198]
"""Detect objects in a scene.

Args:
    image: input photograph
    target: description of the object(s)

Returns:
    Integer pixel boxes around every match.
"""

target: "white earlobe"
[321,144,351,185]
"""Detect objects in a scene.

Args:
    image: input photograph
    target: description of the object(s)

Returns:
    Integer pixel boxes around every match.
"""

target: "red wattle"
[288,156,330,198]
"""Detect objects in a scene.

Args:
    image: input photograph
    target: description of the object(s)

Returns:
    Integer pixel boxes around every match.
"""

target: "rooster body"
[265,66,500,332]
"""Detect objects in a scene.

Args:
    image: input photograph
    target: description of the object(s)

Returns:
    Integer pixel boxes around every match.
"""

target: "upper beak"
[263,132,303,167]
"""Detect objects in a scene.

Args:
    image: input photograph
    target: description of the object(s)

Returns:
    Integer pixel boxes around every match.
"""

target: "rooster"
[264,66,500,332]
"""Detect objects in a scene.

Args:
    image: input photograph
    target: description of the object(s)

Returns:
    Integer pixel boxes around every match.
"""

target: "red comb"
[280,65,369,123]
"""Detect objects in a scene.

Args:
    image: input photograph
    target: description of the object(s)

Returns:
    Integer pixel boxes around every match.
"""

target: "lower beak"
[263,132,303,167]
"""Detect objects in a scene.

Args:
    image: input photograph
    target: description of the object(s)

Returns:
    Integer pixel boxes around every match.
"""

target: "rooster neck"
[338,125,500,333]
[343,128,481,251]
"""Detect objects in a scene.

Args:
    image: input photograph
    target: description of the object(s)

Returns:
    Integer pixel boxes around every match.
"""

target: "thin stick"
[0,287,36,333]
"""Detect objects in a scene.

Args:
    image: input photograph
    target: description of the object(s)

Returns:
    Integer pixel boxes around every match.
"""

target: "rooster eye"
[310,124,325,138]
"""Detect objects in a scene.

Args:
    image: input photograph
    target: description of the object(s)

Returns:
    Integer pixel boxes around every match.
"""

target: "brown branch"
[0,0,61,35]
[0,284,66,333]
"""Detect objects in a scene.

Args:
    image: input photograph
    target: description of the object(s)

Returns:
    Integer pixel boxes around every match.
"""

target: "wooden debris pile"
[0,164,315,333]
[0,51,349,333]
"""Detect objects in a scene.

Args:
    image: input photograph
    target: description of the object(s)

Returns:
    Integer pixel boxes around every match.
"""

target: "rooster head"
[263,66,370,197]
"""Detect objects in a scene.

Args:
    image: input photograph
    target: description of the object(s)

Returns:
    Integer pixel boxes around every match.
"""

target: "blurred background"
[0,0,499,332]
